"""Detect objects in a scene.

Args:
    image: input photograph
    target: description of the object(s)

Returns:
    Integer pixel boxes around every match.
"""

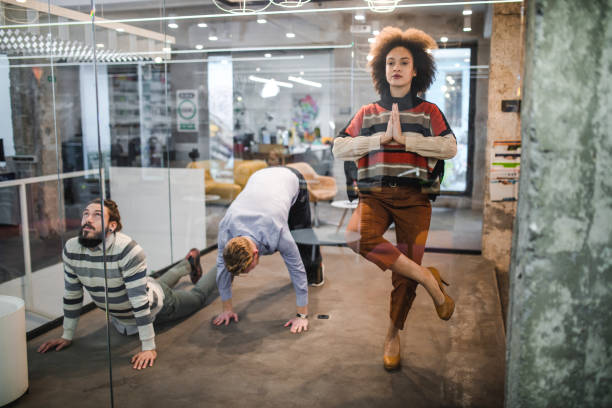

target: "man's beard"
[78,224,110,248]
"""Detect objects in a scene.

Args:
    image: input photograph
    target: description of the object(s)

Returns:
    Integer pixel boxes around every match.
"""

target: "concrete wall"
[506,0,612,406]
[481,3,524,321]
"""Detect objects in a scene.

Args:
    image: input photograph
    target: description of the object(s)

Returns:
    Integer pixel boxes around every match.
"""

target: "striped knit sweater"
[61,232,157,350]
[333,91,456,194]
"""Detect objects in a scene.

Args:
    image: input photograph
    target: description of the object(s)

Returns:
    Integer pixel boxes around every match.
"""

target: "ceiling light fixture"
[257,17,267,24]
[354,12,366,21]
[264,53,272,58]
[168,22,178,29]
[440,36,448,43]
[209,35,218,41]
[116,28,124,32]
[0,1,522,31]
[212,0,271,15]
[249,75,293,88]
[270,0,312,8]
[261,81,280,98]
[288,75,322,88]
[286,32,295,38]
[364,0,400,13]
[197,22,208,28]
[195,44,204,50]
[463,6,473,15]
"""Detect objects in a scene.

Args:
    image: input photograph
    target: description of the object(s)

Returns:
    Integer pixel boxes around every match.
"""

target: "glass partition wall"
[0,0,516,405]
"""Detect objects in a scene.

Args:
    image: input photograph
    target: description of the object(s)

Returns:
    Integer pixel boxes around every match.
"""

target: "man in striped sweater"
[37,198,218,370]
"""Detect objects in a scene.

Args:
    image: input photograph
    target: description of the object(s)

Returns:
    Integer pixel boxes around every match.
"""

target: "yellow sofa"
[187,159,267,204]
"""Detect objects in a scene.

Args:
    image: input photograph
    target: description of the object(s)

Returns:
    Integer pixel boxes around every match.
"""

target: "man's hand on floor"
[37,338,72,353]
[284,316,308,334]
[213,311,239,326]
[131,350,157,370]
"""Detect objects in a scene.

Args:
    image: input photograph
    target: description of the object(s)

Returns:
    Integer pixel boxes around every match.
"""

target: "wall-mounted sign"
[176,89,198,132]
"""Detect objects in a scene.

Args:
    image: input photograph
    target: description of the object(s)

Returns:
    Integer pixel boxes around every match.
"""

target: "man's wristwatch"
[296,313,308,319]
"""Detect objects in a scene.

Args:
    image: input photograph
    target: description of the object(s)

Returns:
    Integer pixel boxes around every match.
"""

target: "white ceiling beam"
[0,0,175,44]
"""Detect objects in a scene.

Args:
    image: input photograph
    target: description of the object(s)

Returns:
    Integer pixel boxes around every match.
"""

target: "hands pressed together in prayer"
[380,103,405,146]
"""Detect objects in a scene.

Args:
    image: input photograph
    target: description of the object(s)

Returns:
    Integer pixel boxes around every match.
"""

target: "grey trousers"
[154,260,218,324]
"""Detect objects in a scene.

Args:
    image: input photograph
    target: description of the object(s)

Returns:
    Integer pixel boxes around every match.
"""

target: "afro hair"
[368,27,438,95]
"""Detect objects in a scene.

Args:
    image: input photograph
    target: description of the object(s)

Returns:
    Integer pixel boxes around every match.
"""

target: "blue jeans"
[154,260,218,324]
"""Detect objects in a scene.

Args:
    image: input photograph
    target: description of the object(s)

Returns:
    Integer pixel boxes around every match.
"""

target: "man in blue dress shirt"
[213,166,323,333]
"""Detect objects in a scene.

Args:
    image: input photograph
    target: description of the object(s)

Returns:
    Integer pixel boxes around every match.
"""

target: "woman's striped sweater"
[333,92,456,194]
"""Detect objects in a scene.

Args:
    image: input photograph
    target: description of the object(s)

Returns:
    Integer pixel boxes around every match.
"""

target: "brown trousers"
[346,185,431,330]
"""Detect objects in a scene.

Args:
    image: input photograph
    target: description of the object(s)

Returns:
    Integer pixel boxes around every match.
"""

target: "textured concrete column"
[506,0,612,406]
[482,3,524,320]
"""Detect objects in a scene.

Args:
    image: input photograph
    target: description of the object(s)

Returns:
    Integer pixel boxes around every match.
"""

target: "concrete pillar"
[506,0,612,406]
[482,3,524,321]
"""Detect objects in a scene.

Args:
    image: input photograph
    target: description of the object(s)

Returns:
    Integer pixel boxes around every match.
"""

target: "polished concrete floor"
[17,247,504,408]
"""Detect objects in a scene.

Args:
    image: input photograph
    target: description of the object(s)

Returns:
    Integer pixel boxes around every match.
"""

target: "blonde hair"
[368,27,438,95]
[223,237,255,276]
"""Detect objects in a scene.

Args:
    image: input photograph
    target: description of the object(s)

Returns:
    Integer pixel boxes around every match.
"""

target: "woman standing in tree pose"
[333,27,457,371]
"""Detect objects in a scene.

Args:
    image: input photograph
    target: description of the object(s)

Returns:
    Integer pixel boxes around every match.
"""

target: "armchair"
[286,162,337,226]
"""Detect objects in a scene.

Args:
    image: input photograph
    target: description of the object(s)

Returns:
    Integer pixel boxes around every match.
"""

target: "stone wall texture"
[506,0,612,406]
[482,3,524,321]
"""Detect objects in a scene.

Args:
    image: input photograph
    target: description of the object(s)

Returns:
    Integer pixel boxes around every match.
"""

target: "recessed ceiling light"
[116,28,125,32]
[195,44,203,50]
[168,23,178,29]
[463,27,472,32]
[256,67,261,72]
[264,53,272,58]
[372,30,380,35]
[286,32,295,38]
[354,12,365,21]
[257,18,267,24]
[463,8,473,15]
[440,36,448,43]
[16,0,26,3]
[209,35,218,41]
[198,22,208,28]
